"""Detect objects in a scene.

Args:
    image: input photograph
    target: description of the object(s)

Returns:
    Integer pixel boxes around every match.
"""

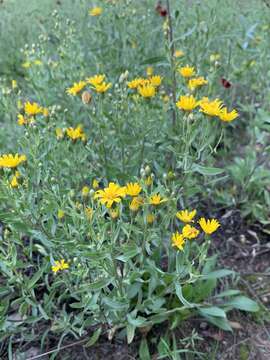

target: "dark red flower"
[221,78,232,88]
[155,2,168,17]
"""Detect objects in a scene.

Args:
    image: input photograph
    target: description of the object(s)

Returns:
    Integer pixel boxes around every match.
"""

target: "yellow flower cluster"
[66,74,112,96]
[176,95,238,122]
[66,126,87,142]
[172,209,220,251]
[89,7,103,16]
[17,102,49,126]
[127,74,162,98]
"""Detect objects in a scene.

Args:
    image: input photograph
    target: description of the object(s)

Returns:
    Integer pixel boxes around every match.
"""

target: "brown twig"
[166,0,177,129]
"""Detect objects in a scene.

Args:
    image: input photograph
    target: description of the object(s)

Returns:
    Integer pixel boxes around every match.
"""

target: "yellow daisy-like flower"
[127,78,144,89]
[146,66,154,76]
[176,95,198,111]
[24,101,43,116]
[66,126,86,141]
[22,61,31,69]
[17,114,27,126]
[86,74,105,86]
[138,84,155,98]
[218,108,239,122]
[55,128,64,139]
[94,82,112,93]
[198,218,220,234]
[188,77,208,90]
[85,206,94,220]
[66,81,86,96]
[89,6,103,16]
[82,186,90,197]
[92,179,99,189]
[146,213,155,224]
[125,182,142,197]
[182,224,200,239]
[129,196,143,212]
[171,231,185,251]
[10,174,19,188]
[200,98,224,117]
[94,182,126,208]
[149,75,162,87]
[176,209,196,223]
[0,154,27,168]
[174,50,184,58]
[57,209,65,220]
[178,65,195,78]
[149,193,166,206]
[34,59,42,66]
[52,259,69,273]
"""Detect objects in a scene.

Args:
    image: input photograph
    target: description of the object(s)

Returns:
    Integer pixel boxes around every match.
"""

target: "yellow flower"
[200,98,224,117]
[149,75,162,87]
[66,126,86,141]
[92,179,99,189]
[94,182,126,208]
[52,259,69,273]
[176,95,198,111]
[34,59,42,66]
[149,193,166,206]
[87,74,105,86]
[55,128,64,139]
[129,196,143,212]
[66,81,86,96]
[188,77,208,90]
[12,80,17,89]
[94,82,112,93]
[109,208,119,220]
[146,66,154,76]
[85,207,94,220]
[127,78,144,89]
[125,182,142,197]
[89,6,103,16]
[199,218,220,234]
[0,154,26,168]
[182,224,200,239]
[145,176,153,186]
[138,84,155,98]
[43,108,49,117]
[17,114,27,126]
[57,209,65,220]
[146,213,155,224]
[176,209,196,223]
[10,175,19,188]
[82,186,90,197]
[218,108,239,122]
[174,50,184,58]
[22,61,31,68]
[24,101,43,116]
[171,232,185,250]
[178,65,195,78]
[210,53,220,62]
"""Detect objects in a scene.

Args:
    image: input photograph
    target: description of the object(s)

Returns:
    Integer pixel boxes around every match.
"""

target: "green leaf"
[116,245,140,262]
[27,266,46,290]
[202,314,232,331]
[175,283,195,308]
[126,323,135,344]
[199,306,226,318]
[85,328,102,347]
[86,278,112,292]
[140,56,166,65]
[214,289,241,298]
[225,296,259,312]
[102,297,129,311]
[139,339,151,360]
[202,269,234,280]
[192,164,225,176]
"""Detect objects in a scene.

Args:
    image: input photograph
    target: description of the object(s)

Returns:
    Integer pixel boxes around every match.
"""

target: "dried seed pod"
[81,91,92,104]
